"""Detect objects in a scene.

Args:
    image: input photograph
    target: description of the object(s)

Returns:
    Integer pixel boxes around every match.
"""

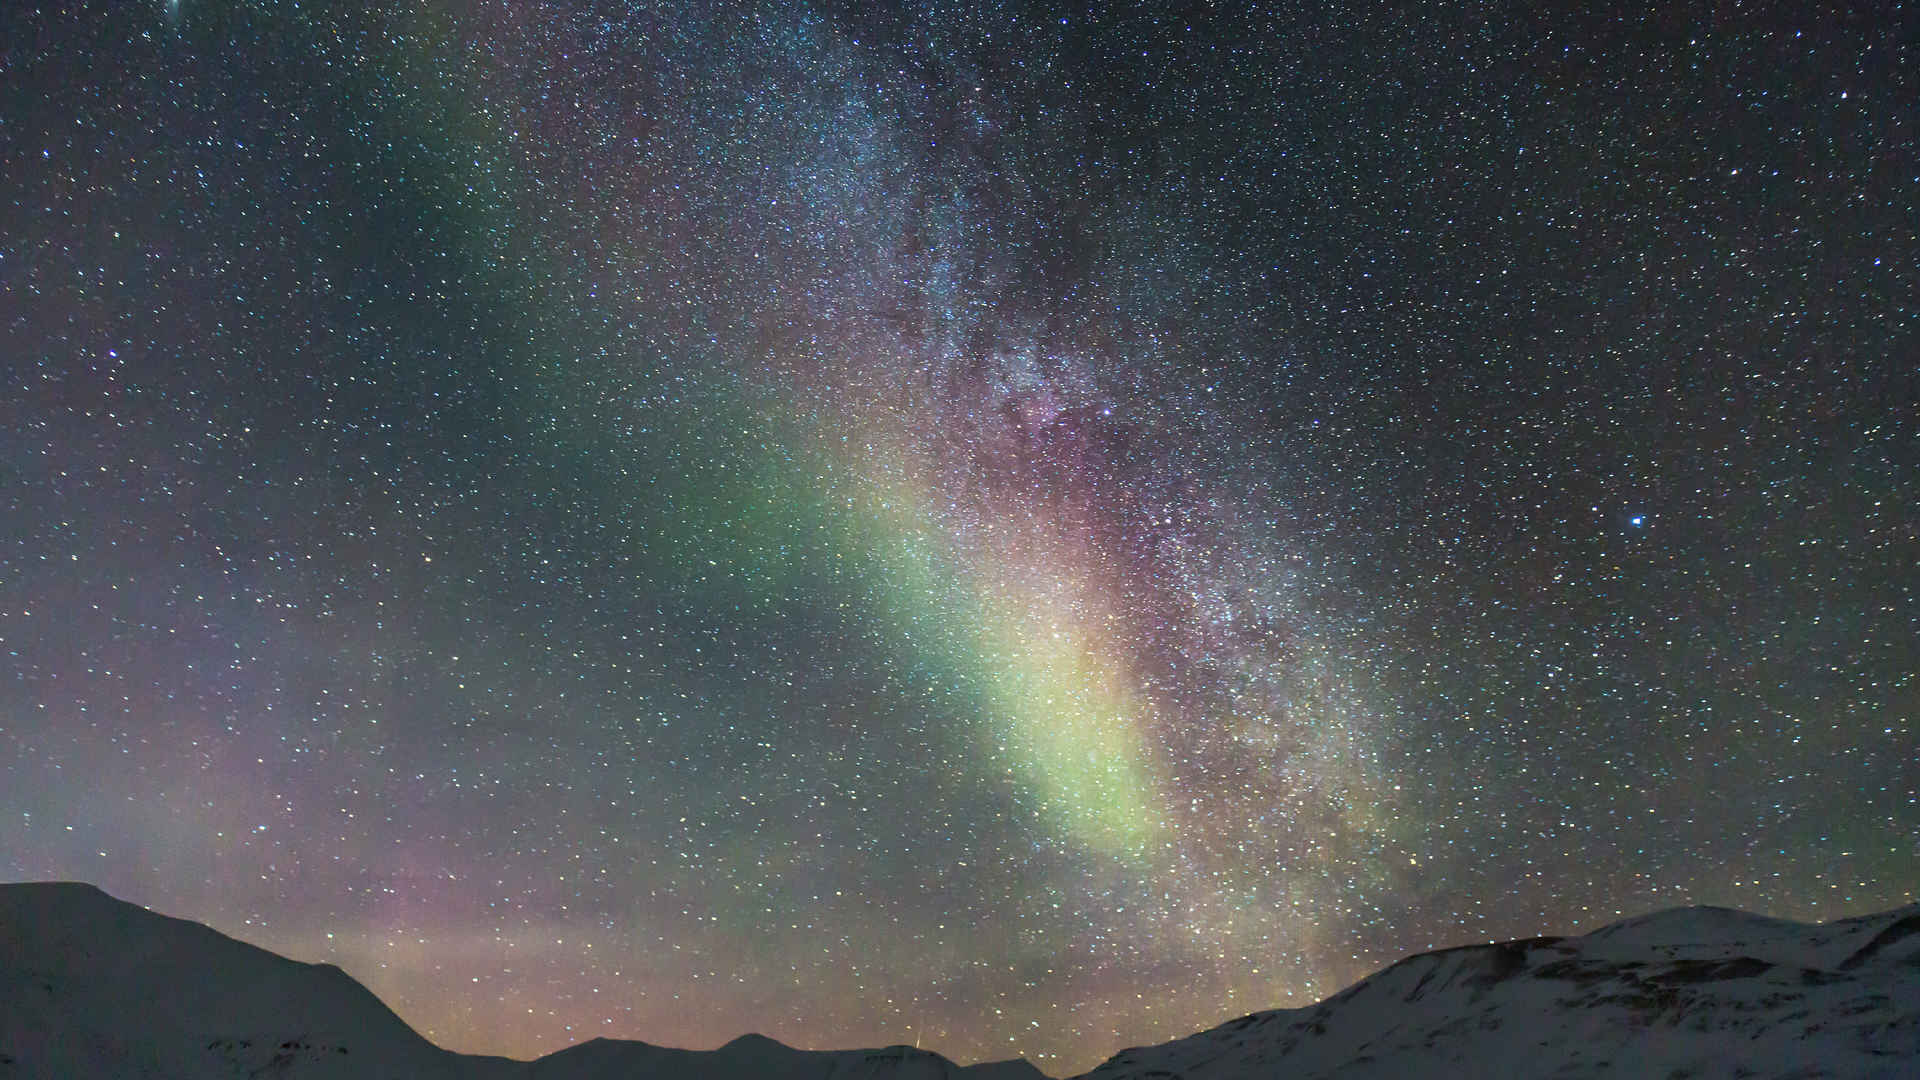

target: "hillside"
[3,881,1916,1078]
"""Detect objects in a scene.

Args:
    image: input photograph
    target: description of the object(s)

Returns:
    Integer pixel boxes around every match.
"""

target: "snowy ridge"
[1078,902,1920,1079]
[4,881,1916,1079]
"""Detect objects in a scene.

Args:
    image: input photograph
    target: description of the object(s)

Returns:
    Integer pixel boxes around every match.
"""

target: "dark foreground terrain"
[3,882,1915,1078]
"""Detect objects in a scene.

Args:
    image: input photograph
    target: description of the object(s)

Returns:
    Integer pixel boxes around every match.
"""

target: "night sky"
[2,1,1915,1074]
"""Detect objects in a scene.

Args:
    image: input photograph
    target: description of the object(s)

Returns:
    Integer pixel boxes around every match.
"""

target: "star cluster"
[2,2,1914,1074]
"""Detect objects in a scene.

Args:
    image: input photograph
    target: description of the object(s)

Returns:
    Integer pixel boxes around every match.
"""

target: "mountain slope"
[1074,901,1920,1079]
[0,881,520,1079]
[524,1031,1050,1080]
[0,882,1043,1080]
[4,881,1916,1079]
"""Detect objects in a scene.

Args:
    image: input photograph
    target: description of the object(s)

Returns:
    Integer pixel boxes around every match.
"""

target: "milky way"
[3,2,1915,1074]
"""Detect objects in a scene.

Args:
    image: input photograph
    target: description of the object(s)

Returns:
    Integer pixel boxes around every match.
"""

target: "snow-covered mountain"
[3,881,1915,1079]
[1078,901,1920,1080]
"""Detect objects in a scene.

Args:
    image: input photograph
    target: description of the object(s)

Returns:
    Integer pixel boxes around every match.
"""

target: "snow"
[1076,902,1920,1080]
[3,881,1916,1079]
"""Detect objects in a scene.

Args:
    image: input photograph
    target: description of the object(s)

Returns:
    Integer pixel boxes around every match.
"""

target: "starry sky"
[2,1,1915,1074]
